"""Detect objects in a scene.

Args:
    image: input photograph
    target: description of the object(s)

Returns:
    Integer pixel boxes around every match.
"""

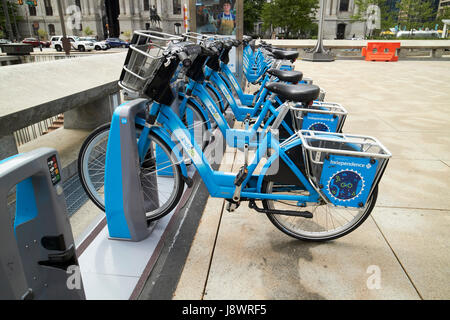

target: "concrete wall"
[0,52,126,161]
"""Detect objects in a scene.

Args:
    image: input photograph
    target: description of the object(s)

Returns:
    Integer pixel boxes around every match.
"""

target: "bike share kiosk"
[0,148,85,299]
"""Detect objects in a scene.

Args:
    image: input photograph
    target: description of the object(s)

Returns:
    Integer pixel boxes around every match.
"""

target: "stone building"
[253,0,366,40]
[14,0,185,40]
[321,0,365,39]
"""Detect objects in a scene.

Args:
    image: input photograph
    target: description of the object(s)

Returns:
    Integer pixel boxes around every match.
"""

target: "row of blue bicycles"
[77,31,391,241]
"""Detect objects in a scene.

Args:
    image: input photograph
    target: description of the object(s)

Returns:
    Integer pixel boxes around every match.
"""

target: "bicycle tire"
[78,123,184,222]
[261,180,378,242]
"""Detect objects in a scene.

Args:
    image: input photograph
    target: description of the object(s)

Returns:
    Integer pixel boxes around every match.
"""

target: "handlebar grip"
[177,51,191,67]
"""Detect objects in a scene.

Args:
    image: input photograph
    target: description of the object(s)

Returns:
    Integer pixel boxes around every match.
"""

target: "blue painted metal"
[104,108,132,239]
[14,178,38,235]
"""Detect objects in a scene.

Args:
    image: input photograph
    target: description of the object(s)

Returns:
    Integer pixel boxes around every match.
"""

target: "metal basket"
[183,32,210,43]
[290,101,347,133]
[119,30,183,97]
[298,130,392,208]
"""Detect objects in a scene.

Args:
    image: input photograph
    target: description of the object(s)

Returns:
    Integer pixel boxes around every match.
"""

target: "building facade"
[321,0,365,39]
[438,0,450,15]
[253,0,366,40]
[14,0,185,40]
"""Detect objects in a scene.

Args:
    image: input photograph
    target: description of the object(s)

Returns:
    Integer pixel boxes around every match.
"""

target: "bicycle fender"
[148,126,189,179]
[177,92,211,130]
[205,82,226,112]
[186,96,212,130]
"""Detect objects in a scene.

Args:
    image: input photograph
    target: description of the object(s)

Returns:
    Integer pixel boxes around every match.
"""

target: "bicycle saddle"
[270,48,299,61]
[268,69,303,83]
[265,82,320,103]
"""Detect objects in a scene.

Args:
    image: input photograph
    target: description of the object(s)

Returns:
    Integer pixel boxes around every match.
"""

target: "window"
[44,0,53,16]
[29,5,37,16]
[143,0,150,11]
[339,0,349,12]
[173,0,181,15]
[48,24,55,36]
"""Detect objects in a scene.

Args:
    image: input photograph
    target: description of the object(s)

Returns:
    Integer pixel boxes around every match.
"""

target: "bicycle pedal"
[226,201,240,212]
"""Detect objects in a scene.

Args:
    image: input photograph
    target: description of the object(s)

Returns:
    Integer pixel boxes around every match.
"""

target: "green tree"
[352,0,399,36]
[83,26,94,36]
[396,0,435,30]
[122,30,132,41]
[261,0,319,39]
[0,1,21,39]
[244,0,265,34]
[37,29,48,40]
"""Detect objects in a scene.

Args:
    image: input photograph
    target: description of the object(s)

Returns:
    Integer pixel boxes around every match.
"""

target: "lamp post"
[302,0,334,62]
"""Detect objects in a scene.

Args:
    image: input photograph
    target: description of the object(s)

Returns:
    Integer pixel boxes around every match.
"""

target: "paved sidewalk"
[173,60,450,300]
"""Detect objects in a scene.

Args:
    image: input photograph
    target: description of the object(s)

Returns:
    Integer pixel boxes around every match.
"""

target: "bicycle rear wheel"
[78,123,184,222]
[261,181,378,241]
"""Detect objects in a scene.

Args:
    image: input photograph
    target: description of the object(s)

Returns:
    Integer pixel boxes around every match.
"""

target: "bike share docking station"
[0,148,85,299]
[104,98,190,242]
[0,101,192,299]
[104,98,154,242]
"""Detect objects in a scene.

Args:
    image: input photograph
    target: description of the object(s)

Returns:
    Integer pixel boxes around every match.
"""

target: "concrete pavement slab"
[377,159,450,210]
[343,113,397,133]
[372,207,450,299]
[202,207,418,300]
[173,148,235,300]
[173,197,225,300]
[375,111,450,133]
[357,131,450,161]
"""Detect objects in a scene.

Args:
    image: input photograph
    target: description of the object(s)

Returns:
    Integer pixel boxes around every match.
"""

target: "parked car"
[0,39,11,45]
[22,38,50,47]
[50,35,95,52]
[79,37,109,50]
[105,37,129,48]
[396,30,440,39]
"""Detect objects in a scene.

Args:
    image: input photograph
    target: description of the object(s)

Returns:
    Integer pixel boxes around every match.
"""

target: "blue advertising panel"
[302,112,339,132]
[319,155,378,208]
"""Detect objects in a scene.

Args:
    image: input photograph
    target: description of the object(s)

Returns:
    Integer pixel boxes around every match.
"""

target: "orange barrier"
[361,42,400,62]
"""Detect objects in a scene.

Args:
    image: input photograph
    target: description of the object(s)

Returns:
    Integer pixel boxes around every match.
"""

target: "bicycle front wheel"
[261,181,378,241]
[78,124,184,222]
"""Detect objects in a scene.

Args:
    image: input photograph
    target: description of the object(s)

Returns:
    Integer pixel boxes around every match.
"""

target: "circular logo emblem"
[328,170,364,201]
[308,122,329,132]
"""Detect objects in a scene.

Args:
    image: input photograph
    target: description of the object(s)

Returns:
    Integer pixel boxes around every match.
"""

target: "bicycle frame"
[180,78,295,148]
[147,101,321,204]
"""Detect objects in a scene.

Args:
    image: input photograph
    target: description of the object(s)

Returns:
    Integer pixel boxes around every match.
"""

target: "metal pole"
[56,0,70,55]
[302,0,334,62]
[2,0,14,41]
